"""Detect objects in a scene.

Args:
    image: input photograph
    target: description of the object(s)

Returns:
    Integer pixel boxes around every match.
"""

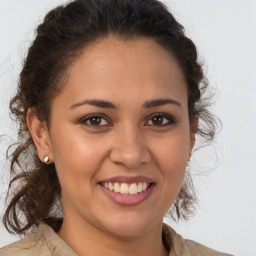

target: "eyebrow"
[70,99,116,109]
[70,98,182,109]
[143,98,182,108]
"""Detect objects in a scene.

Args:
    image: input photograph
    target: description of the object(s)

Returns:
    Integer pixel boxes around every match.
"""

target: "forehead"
[56,36,187,107]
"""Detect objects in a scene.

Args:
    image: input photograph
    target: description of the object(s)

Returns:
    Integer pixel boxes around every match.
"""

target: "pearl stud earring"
[44,156,49,163]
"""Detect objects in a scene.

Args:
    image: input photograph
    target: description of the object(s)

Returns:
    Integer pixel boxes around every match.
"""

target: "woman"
[0,0,232,255]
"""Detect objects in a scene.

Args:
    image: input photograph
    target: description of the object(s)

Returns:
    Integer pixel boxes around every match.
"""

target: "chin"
[100,212,160,238]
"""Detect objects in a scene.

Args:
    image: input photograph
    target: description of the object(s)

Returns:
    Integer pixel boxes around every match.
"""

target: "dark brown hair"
[3,0,217,235]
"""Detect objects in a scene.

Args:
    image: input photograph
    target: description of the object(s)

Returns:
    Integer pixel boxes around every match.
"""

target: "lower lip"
[99,184,155,206]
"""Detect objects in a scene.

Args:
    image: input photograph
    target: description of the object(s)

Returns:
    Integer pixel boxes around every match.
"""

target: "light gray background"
[0,1,255,255]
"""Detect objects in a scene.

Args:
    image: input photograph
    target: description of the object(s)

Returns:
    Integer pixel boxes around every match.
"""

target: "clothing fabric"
[0,222,232,256]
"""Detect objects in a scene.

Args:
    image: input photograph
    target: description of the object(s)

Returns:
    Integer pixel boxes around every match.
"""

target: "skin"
[27,36,196,256]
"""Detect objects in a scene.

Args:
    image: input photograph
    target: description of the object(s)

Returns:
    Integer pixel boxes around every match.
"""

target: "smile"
[102,182,150,195]
[99,176,155,206]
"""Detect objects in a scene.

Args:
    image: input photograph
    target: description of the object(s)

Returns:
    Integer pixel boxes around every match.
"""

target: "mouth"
[98,176,155,206]
[100,182,152,195]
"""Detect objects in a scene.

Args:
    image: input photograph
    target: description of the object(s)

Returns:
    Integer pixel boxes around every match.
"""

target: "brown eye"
[89,117,102,125]
[80,115,111,126]
[152,116,164,125]
[145,113,175,127]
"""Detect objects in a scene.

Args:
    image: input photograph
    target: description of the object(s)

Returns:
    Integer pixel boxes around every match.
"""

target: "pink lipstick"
[98,176,155,206]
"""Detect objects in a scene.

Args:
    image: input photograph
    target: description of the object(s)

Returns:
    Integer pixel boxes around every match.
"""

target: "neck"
[58,217,169,256]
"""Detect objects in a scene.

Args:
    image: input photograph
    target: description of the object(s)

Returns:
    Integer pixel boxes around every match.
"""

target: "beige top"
[0,222,232,256]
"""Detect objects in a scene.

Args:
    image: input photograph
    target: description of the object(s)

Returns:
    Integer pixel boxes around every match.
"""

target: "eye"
[80,114,112,127]
[145,113,175,127]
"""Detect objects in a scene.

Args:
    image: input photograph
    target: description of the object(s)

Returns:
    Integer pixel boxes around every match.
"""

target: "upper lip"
[99,175,155,185]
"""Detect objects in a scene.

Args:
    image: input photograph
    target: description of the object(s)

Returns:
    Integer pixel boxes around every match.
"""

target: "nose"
[109,127,151,169]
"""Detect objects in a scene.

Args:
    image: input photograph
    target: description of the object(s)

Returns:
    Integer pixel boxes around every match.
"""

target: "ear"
[189,116,199,155]
[27,108,53,164]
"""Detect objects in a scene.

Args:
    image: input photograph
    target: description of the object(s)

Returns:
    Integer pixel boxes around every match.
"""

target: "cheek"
[147,133,189,215]
[151,131,190,169]
[49,127,106,188]
[159,149,186,191]
[150,129,190,189]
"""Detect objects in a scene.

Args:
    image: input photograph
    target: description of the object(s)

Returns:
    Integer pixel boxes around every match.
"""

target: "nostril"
[109,147,151,169]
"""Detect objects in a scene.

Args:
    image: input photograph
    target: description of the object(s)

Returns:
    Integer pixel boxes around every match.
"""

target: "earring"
[44,155,49,163]
[186,159,190,172]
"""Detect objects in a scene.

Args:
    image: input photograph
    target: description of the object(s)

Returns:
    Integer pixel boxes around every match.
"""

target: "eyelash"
[145,113,176,127]
[79,114,112,127]
[79,113,176,127]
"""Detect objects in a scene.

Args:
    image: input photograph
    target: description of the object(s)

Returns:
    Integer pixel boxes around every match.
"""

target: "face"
[45,36,195,238]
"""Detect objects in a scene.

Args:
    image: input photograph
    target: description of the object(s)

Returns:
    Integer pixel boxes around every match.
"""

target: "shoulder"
[0,222,77,256]
[162,223,233,256]
[184,239,233,256]
[0,233,37,256]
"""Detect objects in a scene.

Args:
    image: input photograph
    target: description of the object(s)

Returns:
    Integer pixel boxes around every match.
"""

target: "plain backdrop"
[0,1,255,255]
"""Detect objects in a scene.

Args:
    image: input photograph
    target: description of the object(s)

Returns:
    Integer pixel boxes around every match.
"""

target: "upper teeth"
[103,182,149,195]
